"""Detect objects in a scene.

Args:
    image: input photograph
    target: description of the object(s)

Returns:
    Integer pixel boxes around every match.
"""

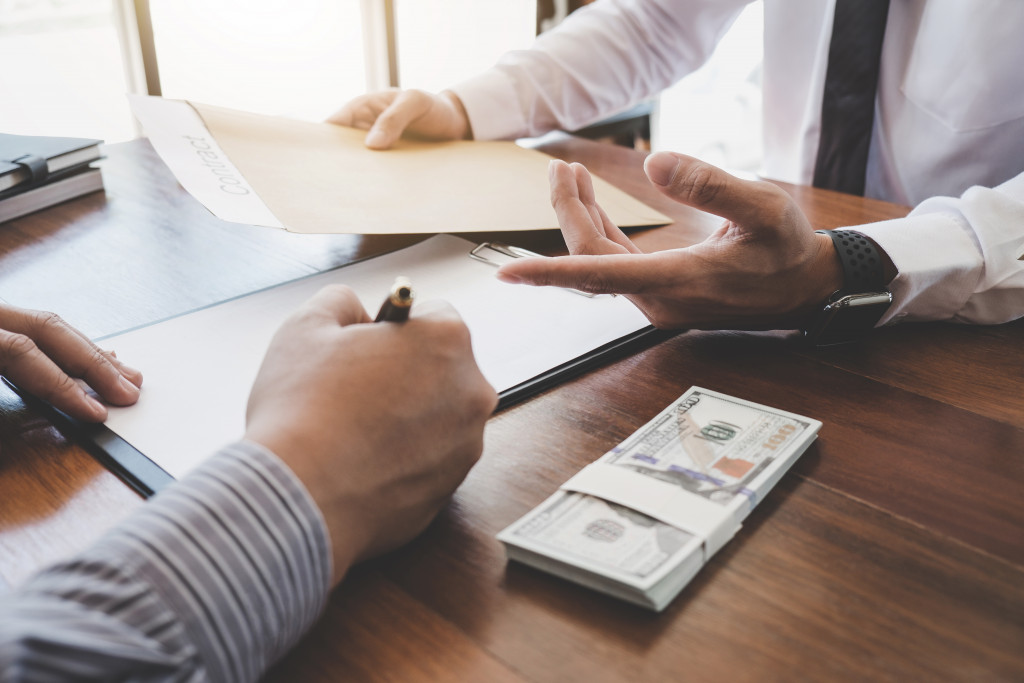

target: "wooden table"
[1,137,1021,681]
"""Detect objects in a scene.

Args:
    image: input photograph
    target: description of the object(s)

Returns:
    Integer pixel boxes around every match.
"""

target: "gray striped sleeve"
[0,441,332,682]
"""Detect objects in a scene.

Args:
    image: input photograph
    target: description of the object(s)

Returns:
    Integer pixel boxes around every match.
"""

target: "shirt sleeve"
[850,171,1024,325]
[449,0,752,140]
[0,440,331,683]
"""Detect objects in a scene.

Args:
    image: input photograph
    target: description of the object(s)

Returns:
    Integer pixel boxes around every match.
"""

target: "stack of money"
[498,387,821,611]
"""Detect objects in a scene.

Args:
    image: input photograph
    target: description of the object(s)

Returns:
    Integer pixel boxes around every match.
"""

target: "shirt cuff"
[844,212,983,325]
[93,440,332,681]
[449,68,530,141]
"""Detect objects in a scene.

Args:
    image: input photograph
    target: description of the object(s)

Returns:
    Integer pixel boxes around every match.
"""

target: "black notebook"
[0,133,102,194]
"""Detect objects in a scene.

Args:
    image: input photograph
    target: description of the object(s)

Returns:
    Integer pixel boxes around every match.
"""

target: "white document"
[127,95,285,229]
[101,235,651,479]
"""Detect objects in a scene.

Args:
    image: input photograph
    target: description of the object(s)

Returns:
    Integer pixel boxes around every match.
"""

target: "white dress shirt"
[450,0,1024,325]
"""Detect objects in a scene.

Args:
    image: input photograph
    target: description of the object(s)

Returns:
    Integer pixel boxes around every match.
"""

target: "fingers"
[326,103,358,128]
[326,90,398,131]
[0,329,107,421]
[1,308,141,409]
[550,160,603,254]
[328,89,470,149]
[364,90,435,150]
[497,252,679,295]
[549,160,639,256]
[102,350,144,389]
[644,152,788,227]
[63,325,143,390]
[571,163,642,254]
[301,285,373,327]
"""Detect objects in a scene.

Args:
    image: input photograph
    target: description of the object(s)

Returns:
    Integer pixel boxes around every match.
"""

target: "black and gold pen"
[374,277,415,322]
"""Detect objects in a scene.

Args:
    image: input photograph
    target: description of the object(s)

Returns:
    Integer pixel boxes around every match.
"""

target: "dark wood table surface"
[1,137,1021,681]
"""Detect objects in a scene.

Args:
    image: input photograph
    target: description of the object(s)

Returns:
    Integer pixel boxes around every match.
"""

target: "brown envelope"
[192,102,669,235]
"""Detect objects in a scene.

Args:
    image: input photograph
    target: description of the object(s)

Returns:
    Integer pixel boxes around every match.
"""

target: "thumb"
[497,252,683,295]
[364,90,433,149]
[644,152,775,227]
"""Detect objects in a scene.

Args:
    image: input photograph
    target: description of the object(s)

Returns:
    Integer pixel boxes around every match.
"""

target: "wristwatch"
[804,229,892,346]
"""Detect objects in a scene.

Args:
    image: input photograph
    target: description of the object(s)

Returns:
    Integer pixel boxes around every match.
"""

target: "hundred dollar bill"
[498,387,821,611]
[599,387,819,506]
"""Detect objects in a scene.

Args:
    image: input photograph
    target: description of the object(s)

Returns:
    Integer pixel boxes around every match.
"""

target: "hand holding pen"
[245,280,497,577]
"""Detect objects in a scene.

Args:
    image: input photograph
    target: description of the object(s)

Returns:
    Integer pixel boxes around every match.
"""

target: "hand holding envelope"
[129,96,668,235]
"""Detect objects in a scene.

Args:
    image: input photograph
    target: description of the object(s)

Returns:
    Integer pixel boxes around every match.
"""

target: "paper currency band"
[561,463,740,560]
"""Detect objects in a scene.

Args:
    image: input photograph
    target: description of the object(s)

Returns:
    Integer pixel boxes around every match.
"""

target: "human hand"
[243,286,497,585]
[497,155,848,330]
[327,89,471,150]
[0,303,142,421]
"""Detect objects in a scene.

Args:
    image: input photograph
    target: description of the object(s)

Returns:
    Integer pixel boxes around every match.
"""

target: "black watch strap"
[815,229,886,295]
[805,229,891,346]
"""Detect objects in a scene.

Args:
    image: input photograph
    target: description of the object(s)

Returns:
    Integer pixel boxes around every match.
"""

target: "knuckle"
[753,181,791,218]
[549,184,563,208]
[0,331,37,364]
[575,239,607,257]
[481,390,499,416]
[471,379,498,414]
[407,88,430,103]
[672,162,721,206]
[374,111,399,130]
[40,371,78,402]
[32,310,67,335]
[574,263,646,295]
[574,272,615,294]
[437,317,473,348]
[82,346,111,372]
[648,313,672,330]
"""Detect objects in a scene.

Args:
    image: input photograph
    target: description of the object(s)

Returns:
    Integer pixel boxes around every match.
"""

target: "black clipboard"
[7,239,674,498]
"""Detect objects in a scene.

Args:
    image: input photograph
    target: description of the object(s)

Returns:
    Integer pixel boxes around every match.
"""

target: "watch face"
[804,292,893,346]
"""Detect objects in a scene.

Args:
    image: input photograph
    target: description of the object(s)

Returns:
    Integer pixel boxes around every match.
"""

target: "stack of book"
[0,133,104,224]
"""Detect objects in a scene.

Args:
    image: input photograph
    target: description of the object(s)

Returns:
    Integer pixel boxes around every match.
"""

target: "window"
[1,0,536,142]
[2,0,762,172]
[395,0,534,92]
[653,4,764,174]
[147,0,535,119]
[0,0,136,142]
[149,0,365,120]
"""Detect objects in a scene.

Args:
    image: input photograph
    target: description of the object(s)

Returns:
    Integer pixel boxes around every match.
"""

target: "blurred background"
[0,0,763,174]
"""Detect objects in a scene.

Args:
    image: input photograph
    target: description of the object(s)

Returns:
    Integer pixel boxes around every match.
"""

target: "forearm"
[851,171,1024,325]
[450,0,751,140]
[0,441,331,682]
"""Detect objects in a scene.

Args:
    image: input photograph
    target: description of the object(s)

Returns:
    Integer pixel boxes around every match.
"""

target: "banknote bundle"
[498,387,821,611]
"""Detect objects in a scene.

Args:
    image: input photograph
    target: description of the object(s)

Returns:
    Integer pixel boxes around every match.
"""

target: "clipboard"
[10,235,674,498]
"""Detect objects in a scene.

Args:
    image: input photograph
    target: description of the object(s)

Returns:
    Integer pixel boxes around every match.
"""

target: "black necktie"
[813,0,891,196]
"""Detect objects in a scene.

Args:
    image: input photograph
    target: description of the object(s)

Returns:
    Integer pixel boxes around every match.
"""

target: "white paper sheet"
[128,95,285,228]
[101,235,651,479]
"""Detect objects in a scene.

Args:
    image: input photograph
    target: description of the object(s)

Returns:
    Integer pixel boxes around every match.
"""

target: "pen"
[374,276,414,322]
